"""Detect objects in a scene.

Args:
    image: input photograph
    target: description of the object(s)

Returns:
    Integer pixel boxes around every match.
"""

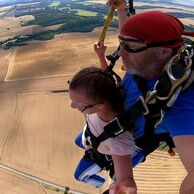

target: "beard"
[122,60,142,76]
[122,59,137,74]
[125,67,139,75]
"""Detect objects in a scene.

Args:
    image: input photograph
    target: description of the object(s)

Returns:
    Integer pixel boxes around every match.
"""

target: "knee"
[74,170,82,181]
[75,137,80,147]
[75,132,84,148]
[74,169,86,181]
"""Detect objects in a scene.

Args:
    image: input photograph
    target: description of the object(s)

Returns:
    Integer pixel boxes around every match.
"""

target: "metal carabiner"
[157,45,193,100]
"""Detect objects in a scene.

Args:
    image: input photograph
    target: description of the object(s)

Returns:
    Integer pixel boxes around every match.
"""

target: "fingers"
[106,0,126,9]
[118,186,136,194]
[109,181,137,194]
[106,0,118,7]
[94,41,107,50]
[109,184,118,194]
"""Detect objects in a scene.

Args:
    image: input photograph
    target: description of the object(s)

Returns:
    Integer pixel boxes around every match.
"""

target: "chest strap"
[85,120,134,150]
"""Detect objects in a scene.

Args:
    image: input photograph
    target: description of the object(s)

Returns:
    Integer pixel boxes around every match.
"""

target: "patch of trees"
[1,0,194,50]
[57,14,104,32]
[185,25,194,32]
[29,31,55,40]
[15,0,110,28]
[14,0,194,34]
[0,36,29,49]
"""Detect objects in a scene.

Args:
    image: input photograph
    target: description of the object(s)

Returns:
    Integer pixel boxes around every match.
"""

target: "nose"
[118,46,128,57]
[71,101,76,109]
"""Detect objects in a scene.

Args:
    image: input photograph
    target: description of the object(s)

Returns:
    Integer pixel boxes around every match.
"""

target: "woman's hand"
[109,179,137,194]
[94,41,107,58]
[94,42,108,69]
[111,155,137,194]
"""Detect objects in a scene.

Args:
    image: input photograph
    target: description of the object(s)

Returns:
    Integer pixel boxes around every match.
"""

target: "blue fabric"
[156,86,194,137]
[73,75,146,188]
[74,131,144,187]
[74,72,194,188]
[125,74,194,137]
[74,157,106,188]
[75,131,84,149]
[74,132,109,187]
[122,73,145,139]
[132,150,145,167]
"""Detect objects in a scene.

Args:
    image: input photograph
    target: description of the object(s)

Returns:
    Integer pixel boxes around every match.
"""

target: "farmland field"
[0,0,193,193]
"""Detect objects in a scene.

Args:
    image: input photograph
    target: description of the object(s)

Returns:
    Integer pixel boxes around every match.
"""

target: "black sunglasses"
[80,104,97,112]
[119,35,180,53]
[79,101,106,112]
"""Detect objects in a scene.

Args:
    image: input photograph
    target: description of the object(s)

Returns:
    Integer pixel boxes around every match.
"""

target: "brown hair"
[69,66,125,113]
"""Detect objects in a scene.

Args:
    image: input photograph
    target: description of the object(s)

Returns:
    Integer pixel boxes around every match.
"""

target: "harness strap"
[127,0,136,16]
[154,45,193,100]
[84,124,113,170]
[102,43,194,157]
[85,43,194,155]
[85,117,133,150]
[105,46,122,85]
[83,149,113,170]
[83,95,149,152]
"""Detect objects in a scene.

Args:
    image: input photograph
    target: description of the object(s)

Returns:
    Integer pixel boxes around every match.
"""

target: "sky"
[0,0,193,7]
[173,0,194,6]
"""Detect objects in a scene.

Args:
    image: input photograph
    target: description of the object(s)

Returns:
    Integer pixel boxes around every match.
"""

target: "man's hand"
[106,0,126,11]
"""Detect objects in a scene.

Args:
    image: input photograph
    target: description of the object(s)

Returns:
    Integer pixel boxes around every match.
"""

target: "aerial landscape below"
[0,0,193,194]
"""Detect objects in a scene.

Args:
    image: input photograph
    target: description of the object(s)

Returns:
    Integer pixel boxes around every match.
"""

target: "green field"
[49,1,61,8]
[74,9,97,16]
[1,0,194,49]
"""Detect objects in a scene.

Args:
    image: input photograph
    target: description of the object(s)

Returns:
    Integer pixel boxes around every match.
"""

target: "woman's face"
[69,89,99,114]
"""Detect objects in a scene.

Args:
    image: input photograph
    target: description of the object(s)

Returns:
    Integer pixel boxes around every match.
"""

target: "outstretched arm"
[110,154,137,194]
[94,41,108,70]
[106,0,128,32]
[173,135,194,194]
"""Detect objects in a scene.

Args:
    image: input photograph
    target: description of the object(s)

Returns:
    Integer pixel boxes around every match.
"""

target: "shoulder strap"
[85,119,133,150]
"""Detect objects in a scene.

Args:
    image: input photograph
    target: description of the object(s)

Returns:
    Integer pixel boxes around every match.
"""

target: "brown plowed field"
[0,27,188,194]
[0,2,193,192]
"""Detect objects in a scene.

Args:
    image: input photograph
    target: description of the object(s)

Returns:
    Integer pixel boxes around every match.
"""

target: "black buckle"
[105,155,112,161]
[111,117,125,136]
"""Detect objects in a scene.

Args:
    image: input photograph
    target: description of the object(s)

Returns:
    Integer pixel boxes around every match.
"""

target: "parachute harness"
[142,44,194,126]
[89,1,194,158]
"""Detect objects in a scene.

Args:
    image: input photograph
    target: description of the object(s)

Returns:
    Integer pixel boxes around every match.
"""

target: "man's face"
[118,35,163,79]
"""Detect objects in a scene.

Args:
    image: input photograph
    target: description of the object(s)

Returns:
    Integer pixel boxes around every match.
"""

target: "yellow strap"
[99,7,115,43]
